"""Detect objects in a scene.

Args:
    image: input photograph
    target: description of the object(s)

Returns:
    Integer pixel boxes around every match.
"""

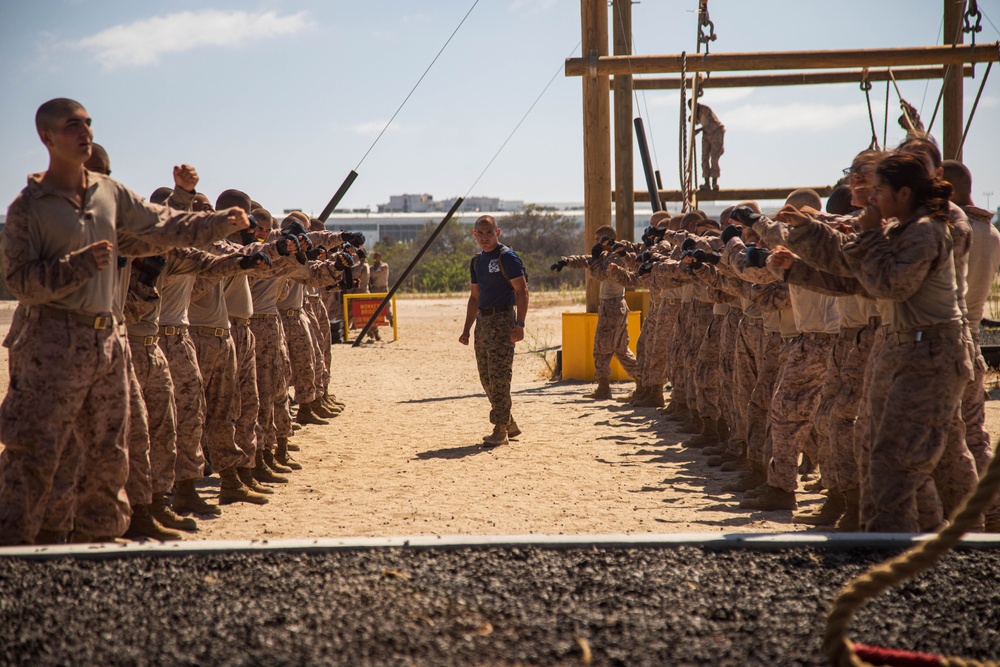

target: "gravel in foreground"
[1,545,998,666]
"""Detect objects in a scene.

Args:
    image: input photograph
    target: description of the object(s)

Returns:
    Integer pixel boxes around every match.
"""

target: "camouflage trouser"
[747,332,785,469]
[693,314,725,421]
[666,303,692,405]
[594,297,638,379]
[306,297,332,391]
[962,332,991,472]
[190,330,243,473]
[633,299,658,385]
[474,310,515,427]
[718,309,741,432]
[275,318,294,440]
[303,301,327,399]
[767,334,834,492]
[728,317,762,457]
[124,356,152,507]
[963,333,1000,524]
[251,315,282,454]
[230,321,259,467]
[0,318,130,545]
[684,302,715,409]
[862,334,974,533]
[811,329,855,491]
[649,300,679,386]
[701,128,725,180]
[128,338,177,496]
[280,309,317,405]
[158,331,206,483]
[823,321,877,492]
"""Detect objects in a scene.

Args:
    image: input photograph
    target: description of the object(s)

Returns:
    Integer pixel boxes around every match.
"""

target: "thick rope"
[861,69,880,151]
[679,51,689,212]
[823,445,1000,667]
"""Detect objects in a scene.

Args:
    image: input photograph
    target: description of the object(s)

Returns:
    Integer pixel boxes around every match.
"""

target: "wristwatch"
[515,320,525,327]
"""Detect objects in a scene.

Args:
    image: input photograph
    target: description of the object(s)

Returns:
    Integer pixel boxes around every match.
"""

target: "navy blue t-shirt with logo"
[470,244,526,309]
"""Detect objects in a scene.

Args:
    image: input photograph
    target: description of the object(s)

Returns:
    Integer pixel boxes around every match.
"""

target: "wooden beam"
[612,0,634,242]
[943,0,965,161]
[566,43,999,77]
[626,66,974,90]
[581,0,609,313]
[623,186,837,204]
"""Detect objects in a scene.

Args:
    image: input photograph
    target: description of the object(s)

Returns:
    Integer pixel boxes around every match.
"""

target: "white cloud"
[353,121,400,135]
[724,102,869,133]
[75,10,311,69]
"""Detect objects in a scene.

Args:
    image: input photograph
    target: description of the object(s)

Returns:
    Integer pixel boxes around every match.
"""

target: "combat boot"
[507,417,522,439]
[296,402,329,426]
[618,383,645,403]
[794,490,846,527]
[678,409,703,434]
[707,451,741,468]
[722,469,767,493]
[321,395,344,413]
[739,485,796,511]
[584,377,612,400]
[482,423,508,447]
[173,479,222,516]
[720,458,750,473]
[238,466,274,495]
[124,504,183,541]
[253,451,288,484]
[701,445,727,456]
[151,493,197,531]
[266,443,295,474]
[665,403,692,423]
[834,487,861,532]
[276,438,303,470]
[658,400,679,416]
[310,398,340,419]
[34,529,69,545]
[632,384,665,408]
[324,391,346,408]
[219,466,269,505]
[681,414,716,446]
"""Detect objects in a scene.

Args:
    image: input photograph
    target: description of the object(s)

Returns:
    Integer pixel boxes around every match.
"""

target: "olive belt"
[158,325,188,336]
[128,333,160,347]
[34,305,114,330]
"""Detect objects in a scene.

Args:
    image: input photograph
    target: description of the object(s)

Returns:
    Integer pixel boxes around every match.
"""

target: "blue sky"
[2,1,999,216]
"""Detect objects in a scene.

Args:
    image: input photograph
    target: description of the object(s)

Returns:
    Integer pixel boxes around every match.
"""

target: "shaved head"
[785,188,822,211]
[84,143,111,175]
[35,98,86,135]
[216,189,251,213]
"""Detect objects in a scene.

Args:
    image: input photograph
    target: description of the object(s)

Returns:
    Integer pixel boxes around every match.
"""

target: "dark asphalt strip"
[0,546,997,666]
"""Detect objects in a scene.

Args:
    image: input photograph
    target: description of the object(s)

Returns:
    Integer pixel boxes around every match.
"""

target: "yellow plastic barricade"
[561,310,640,381]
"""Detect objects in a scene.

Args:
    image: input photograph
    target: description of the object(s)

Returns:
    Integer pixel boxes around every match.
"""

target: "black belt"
[479,305,513,315]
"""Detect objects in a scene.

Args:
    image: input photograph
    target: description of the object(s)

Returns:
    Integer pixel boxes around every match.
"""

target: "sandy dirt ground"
[0,296,997,541]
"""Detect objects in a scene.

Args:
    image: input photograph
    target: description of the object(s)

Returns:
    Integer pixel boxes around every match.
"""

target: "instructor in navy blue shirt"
[459,215,529,447]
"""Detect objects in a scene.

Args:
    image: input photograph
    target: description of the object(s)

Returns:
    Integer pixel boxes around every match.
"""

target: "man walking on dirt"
[459,215,529,447]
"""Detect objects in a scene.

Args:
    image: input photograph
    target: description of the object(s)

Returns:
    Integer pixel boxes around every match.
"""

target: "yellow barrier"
[561,311,640,381]
[342,293,397,343]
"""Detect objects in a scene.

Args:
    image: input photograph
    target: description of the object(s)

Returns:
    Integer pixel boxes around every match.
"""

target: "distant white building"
[378,194,436,213]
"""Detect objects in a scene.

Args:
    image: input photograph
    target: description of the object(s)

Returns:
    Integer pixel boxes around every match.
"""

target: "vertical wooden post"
[581,0,611,312]
[612,0,634,242]
[943,0,965,160]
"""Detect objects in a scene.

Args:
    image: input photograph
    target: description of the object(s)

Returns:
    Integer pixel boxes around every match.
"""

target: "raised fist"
[341,231,366,247]
[730,206,762,226]
[720,224,742,244]
[239,252,272,270]
[745,246,771,269]
[550,260,568,273]
[637,261,654,276]
[681,237,696,252]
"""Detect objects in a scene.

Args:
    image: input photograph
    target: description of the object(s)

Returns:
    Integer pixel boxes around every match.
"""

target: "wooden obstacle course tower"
[567,0,999,312]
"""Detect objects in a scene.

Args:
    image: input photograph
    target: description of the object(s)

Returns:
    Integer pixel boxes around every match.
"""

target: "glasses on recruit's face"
[843,166,873,178]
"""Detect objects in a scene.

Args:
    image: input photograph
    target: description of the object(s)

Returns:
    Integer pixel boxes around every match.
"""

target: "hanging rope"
[824,448,1000,667]
[956,57,994,158]
[860,68,880,151]
[882,78,890,148]
[679,51,689,212]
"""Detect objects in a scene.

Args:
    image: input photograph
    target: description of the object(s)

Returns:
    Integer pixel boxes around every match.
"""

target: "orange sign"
[348,298,390,328]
